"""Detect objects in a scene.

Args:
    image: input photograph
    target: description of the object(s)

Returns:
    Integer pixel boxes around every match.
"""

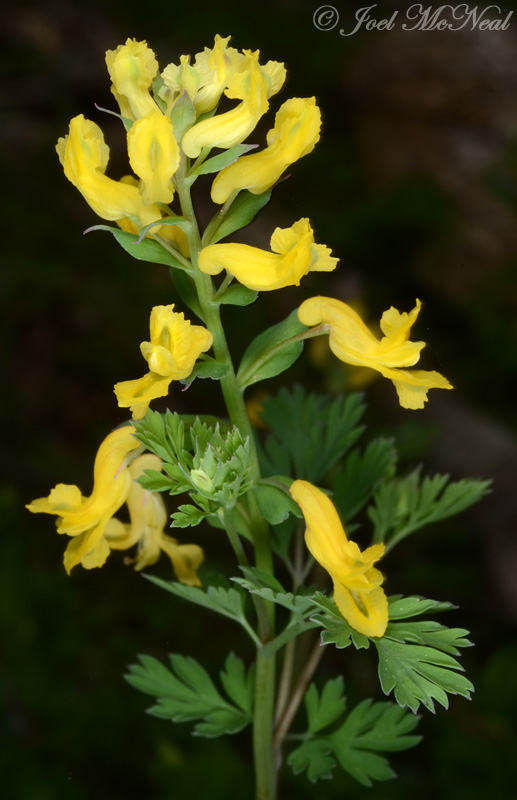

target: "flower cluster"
[29,34,452,640]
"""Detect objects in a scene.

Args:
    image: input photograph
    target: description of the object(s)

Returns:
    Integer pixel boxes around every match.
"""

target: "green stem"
[176,156,277,800]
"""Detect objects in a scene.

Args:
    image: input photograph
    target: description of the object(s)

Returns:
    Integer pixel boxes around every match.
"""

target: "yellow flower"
[105,38,159,120]
[298,297,452,409]
[160,35,243,116]
[114,305,213,420]
[56,115,165,225]
[126,109,181,205]
[211,97,321,204]
[26,426,140,574]
[105,454,204,584]
[198,218,338,291]
[182,49,286,158]
[290,480,388,637]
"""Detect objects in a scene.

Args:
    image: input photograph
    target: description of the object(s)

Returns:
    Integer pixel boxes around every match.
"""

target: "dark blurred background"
[3,0,517,797]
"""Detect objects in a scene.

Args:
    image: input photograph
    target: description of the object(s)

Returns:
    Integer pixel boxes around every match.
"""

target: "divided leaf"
[368,470,491,550]
[375,638,474,713]
[257,386,365,482]
[305,678,347,733]
[144,576,249,628]
[328,700,421,787]
[287,740,336,783]
[219,652,255,715]
[126,653,251,737]
[333,438,397,523]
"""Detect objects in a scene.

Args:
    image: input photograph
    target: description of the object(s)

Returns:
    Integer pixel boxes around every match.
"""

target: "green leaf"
[137,469,177,493]
[234,567,316,616]
[125,653,250,737]
[287,739,336,783]
[305,678,346,734]
[237,311,306,388]
[136,215,191,241]
[375,638,474,713]
[310,593,371,649]
[190,144,257,177]
[333,438,397,524]
[133,410,191,471]
[257,386,365,483]
[170,504,209,528]
[214,283,258,307]
[219,653,255,714]
[170,90,197,141]
[368,470,491,549]
[329,699,421,787]
[253,479,302,525]
[387,595,455,620]
[385,620,472,656]
[207,188,272,244]
[145,576,249,626]
[180,359,230,387]
[84,225,187,269]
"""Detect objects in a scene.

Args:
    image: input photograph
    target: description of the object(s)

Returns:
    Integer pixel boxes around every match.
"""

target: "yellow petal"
[27,426,140,574]
[105,38,159,120]
[160,536,204,585]
[290,480,385,582]
[127,110,180,205]
[63,530,111,574]
[211,97,321,204]
[388,369,453,410]
[57,115,165,225]
[298,296,452,408]
[142,304,213,378]
[193,34,244,114]
[27,483,83,517]
[27,426,139,539]
[290,479,387,635]
[114,372,172,420]
[115,306,213,418]
[182,50,285,158]
[332,582,389,637]
[198,219,338,291]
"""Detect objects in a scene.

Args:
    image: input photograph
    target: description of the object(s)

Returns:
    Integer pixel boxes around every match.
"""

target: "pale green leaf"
[207,188,272,244]
[214,283,258,307]
[84,225,188,269]
[190,143,257,177]
[237,311,306,388]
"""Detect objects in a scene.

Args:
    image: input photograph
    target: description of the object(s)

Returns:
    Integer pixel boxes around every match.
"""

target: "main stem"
[176,165,277,800]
